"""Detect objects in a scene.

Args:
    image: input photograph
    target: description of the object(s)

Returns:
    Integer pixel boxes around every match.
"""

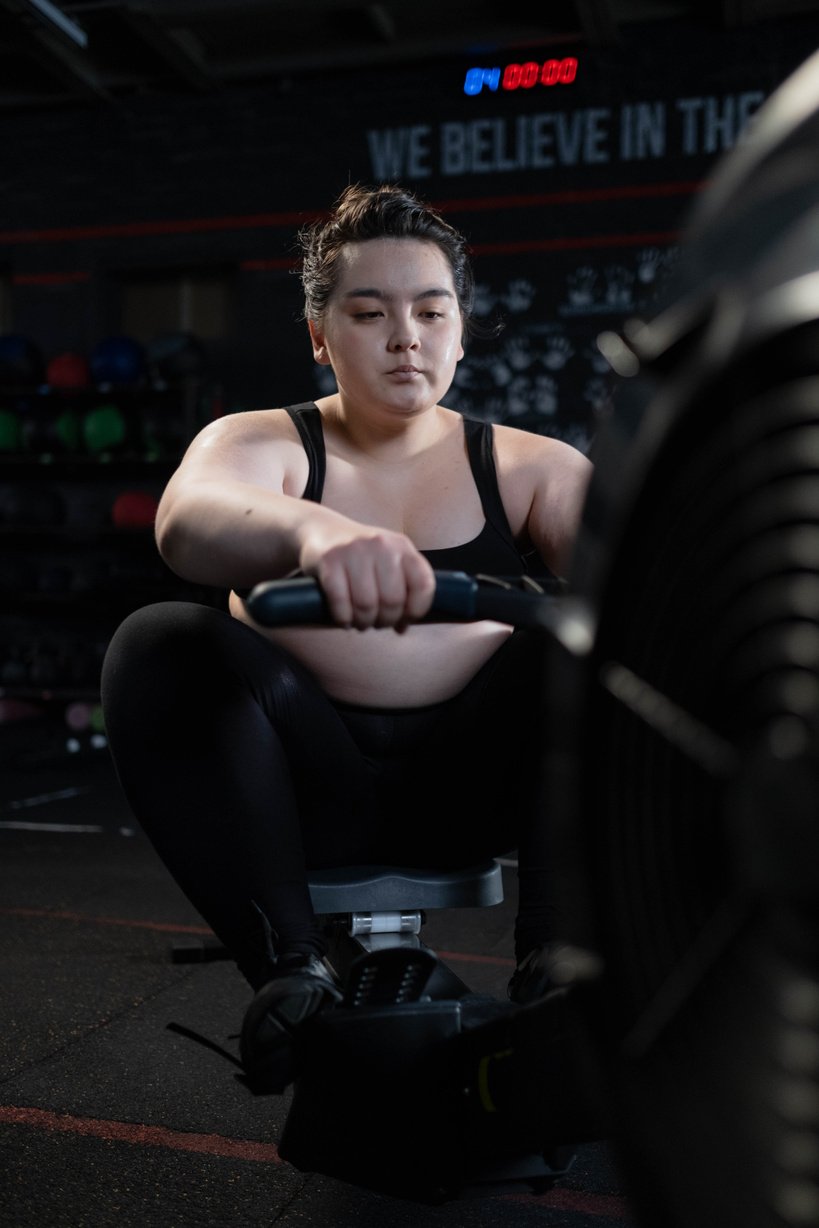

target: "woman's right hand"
[299,527,436,631]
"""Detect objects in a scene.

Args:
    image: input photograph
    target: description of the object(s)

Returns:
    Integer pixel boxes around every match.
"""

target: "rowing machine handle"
[244,570,481,627]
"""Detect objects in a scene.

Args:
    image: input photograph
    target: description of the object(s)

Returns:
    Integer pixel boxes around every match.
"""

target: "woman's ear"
[308,319,331,366]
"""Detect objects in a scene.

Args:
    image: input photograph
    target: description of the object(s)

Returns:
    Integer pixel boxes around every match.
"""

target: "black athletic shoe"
[508,943,603,1006]
[240,953,342,1093]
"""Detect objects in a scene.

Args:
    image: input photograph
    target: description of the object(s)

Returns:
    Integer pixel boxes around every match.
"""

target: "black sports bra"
[284,401,536,577]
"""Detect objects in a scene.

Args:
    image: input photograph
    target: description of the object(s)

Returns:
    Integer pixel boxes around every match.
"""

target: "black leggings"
[101,602,556,988]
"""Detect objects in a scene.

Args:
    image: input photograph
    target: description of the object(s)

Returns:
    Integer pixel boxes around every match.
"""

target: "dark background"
[2,1,819,716]
[2,10,818,442]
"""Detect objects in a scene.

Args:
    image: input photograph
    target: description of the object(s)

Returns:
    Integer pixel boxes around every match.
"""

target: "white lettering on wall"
[366,92,767,180]
[367,124,432,178]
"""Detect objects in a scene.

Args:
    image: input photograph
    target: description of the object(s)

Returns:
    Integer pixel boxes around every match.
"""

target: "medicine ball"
[89,335,146,387]
[47,351,91,391]
[111,490,159,528]
[0,408,21,451]
[146,331,205,382]
[83,403,127,453]
[0,334,45,386]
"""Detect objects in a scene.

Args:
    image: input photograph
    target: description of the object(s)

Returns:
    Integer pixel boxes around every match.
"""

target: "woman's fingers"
[315,534,434,630]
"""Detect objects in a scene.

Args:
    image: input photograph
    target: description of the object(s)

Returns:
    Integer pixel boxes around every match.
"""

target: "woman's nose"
[388,317,420,351]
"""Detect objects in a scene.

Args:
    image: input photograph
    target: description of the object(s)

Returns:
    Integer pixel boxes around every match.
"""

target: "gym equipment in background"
[550,45,819,1228]
[110,490,159,529]
[139,395,188,460]
[0,334,45,386]
[89,334,146,387]
[19,402,82,454]
[146,331,206,383]
[0,408,21,450]
[46,351,91,391]
[0,484,65,526]
[81,403,128,454]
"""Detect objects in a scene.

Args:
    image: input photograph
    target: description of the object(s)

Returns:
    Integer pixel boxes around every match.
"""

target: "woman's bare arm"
[154,410,434,627]
[493,424,593,578]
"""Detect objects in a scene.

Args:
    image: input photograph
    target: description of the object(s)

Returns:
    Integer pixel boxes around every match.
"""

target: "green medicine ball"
[0,408,20,451]
[83,404,126,453]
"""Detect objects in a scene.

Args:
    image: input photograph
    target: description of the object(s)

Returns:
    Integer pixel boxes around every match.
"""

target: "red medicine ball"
[47,352,91,391]
[111,490,159,528]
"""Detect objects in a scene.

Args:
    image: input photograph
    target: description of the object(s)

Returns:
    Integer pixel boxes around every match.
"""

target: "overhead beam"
[0,0,110,99]
[115,4,217,91]
[13,0,86,44]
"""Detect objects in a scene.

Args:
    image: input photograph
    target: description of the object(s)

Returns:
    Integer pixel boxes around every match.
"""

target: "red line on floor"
[0,908,516,965]
[1,1105,630,1217]
[0,906,212,935]
[439,949,516,968]
[0,1105,281,1163]
[506,1187,632,1217]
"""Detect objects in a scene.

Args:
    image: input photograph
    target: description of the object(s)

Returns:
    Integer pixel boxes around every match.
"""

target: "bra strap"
[285,402,325,503]
[462,417,519,552]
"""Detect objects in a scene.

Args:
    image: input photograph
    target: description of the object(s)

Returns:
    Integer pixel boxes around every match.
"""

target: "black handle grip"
[242,571,582,641]
[245,570,480,627]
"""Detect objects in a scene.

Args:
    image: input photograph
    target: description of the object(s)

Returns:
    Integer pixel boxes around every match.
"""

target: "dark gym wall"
[2,15,817,449]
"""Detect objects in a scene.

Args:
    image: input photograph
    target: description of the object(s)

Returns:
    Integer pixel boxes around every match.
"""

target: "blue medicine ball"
[0,334,45,386]
[90,335,146,386]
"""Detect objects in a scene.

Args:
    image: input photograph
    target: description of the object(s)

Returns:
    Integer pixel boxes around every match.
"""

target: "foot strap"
[343,947,438,1008]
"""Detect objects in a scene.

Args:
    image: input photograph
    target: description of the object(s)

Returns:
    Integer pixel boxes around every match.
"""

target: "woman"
[101,183,592,1091]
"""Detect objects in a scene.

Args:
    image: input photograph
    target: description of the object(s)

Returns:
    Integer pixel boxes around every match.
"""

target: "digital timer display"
[464,58,578,95]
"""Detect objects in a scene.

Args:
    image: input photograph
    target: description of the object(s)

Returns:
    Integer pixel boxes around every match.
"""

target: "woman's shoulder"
[491,419,591,469]
[174,407,312,490]
[189,405,305,449]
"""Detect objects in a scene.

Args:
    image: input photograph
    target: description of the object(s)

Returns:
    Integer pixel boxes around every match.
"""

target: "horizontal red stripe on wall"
[13,226,680,285]
[12,271,91,285]
[474,229,680,254]
[435,180,702,212]
[0,183,698,247]
[0,210,321,245]
[239,257,298,271]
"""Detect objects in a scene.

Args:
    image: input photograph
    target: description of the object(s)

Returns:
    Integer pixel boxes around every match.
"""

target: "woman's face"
[307,237,465,418]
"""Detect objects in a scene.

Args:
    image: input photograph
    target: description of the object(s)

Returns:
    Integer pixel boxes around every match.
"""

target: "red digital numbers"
[464,58,577,95]
[503,59,578,89]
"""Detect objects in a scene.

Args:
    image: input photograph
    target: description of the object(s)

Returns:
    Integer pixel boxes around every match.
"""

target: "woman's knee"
[104,601,209,680]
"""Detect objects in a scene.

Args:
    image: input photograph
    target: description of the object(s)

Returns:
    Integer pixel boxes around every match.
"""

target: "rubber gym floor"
[0,715,638,1228]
